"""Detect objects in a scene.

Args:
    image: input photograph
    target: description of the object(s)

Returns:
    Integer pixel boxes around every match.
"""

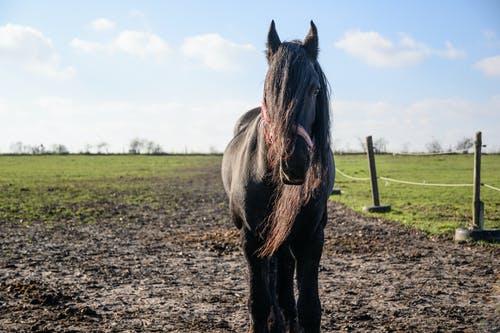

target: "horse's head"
[263,20,326,186]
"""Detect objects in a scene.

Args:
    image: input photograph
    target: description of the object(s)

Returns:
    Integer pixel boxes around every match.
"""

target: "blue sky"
[1,0,499,153]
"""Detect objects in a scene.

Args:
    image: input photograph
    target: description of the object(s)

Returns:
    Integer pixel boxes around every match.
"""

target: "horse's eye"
[312,87,320,96]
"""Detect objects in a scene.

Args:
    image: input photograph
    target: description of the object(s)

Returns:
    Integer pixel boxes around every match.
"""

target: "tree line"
[7,138,166,155]
[336,136,476,154]
[4,136,480,155]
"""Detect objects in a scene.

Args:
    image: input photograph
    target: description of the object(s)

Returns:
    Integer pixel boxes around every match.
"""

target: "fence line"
[483,183,500,192]
[387,151,462,156]
[336,167,499,192]
[379,176,473,187]
[335,168,370,181]
[337,132,498,241]
[391,151,465,156]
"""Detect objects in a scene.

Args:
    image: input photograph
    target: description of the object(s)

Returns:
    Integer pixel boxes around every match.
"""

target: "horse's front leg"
[292,222,325,333]
[242,230,272,333]
[276,246,300,332]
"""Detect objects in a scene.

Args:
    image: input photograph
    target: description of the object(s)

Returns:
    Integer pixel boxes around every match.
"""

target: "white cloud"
[113,30,169,60]
[71,30,256,68]
[181,33,257,71]
[436,41,465,59]
[332,96,499,152]
[335,30,465,67]
[89,18,116,31]
[0,24,75,78]
[0,96,254,153]
[474,55,500,77]
[71,30,170,61]
[70,38,106,54]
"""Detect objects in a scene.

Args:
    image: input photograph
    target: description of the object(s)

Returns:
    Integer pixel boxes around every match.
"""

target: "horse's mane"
[259,41,331,257]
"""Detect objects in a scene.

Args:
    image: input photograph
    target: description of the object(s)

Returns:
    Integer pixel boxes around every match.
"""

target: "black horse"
[221,20,334,333]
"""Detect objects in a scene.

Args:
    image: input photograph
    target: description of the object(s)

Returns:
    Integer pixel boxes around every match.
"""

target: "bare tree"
[82,144,93,154]
[96,142,109,154]
[10,141,24,154]
[51,144,69,155]
[373,137,388,153]
[331,138,341,154]
[129,138,143,154]
[145,140,163,154]
[152,143,164,154]
[425,139,443,153]
[30,144,45,155]
[357,137,367,153]
[455,137,473,153]
[401,142,410,154]
[209,146,220,154]
[129,138,163,154]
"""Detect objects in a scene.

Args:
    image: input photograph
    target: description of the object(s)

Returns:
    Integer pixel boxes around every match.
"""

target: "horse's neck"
[249,113,271,181]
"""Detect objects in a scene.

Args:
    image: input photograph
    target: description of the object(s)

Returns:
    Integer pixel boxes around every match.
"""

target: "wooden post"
[367,136,380,206]
[363,136,391,213]
[472,131,484,230]
[455,131,499,242]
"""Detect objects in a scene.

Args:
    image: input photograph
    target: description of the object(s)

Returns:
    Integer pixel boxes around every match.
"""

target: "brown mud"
[1,166,498,332]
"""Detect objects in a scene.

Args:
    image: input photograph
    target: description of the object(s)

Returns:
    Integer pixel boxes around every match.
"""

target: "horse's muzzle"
[279,155,308,185]
[278,125,313,186]
[280,167,305,185]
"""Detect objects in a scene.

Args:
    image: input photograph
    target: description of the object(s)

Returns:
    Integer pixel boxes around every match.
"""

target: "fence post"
[455,131,500,242]
[363,136,391,213]
[472,131,484,230]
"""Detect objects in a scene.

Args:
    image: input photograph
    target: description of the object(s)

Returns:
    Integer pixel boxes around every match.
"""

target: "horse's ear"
[266,20,281,63]
[304,20,319,60]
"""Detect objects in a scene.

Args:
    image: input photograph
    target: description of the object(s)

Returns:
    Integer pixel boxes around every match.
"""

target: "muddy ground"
[1,166,499,332]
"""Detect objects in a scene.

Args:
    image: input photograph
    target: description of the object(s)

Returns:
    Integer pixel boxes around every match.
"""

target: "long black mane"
[260,40,331,256]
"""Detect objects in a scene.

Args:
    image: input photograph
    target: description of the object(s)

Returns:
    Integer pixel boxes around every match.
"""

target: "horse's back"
[233,107,260,137]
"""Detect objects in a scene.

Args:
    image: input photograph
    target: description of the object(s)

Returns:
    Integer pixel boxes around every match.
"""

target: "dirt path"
[1,167,498,332]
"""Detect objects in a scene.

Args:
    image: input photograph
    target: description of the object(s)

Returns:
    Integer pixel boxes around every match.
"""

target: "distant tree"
[51,144,69,155]
[145,140,163,154]
[82,144,93,154]
[30,144,46,155]
[357,137,367,153]
[129,138,143,154]
[96,142,109,154]
[373,137,388,153]
[30,145,39,154]
[401,142,410,154]
[129,138,163,154]
[209,146,219,154]
[10,141,24,154]
[331,139,341,153]
[425,139,443,153]
[455,137,474,153]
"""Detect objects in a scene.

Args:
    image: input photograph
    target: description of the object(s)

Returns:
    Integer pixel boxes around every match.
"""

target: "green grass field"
[332,154,500,235]
[0,155,221,225]
[0,154,498,237]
